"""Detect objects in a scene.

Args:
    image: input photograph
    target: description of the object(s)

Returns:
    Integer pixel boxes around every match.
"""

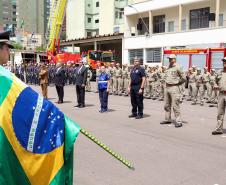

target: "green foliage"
[12,43,23,50]
[35,45,46,52]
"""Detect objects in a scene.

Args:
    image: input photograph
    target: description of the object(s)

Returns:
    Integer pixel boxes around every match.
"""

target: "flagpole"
[80,128,135,170]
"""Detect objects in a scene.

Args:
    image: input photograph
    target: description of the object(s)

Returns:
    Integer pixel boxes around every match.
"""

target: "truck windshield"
[89,51,101,61]
[101,52,113,62]
[89,51,114,62]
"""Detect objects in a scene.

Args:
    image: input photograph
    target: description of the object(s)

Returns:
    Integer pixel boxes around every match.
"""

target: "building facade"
[66,0,132,40]
[124,0,226,69]
[17,0,50,43]
[0,0,17,34]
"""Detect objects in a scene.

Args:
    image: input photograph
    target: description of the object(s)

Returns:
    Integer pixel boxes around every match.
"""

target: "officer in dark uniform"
[128,57,146,119]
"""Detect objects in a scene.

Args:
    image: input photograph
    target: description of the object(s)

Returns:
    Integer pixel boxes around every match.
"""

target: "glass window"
[114,26,120,33]
[153,15,165,33]
[146,48,162,63]
[138,17,149,35]
[87,32,92,37]
[87,17,92,23]
[191,54,207,70]
[168,21,174,32]
[115,11,119,19]
[95,19,99,23]
[211,52,224,70]
[176,55,189,71]
[129,49,143,65]
[96,2,99,7]
[119,11,123,19]
[163,54,189,70]
[163,55,170,66]
[219,14,224,27]
[190,7,210,29]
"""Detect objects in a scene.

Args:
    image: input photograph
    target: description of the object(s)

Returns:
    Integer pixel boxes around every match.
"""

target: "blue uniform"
[98,73,110,112]
[130,66,145,116]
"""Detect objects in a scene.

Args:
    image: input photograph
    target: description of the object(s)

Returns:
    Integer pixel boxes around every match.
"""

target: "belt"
[166,83,178,87]
[98,81,108,83]
[220,91,226,94]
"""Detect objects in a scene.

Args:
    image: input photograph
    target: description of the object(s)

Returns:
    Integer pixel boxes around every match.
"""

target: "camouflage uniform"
[162,55,186,127]
[212,58,226,134]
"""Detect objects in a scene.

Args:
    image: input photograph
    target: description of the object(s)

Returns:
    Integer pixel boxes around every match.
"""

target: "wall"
[152,6,180,32]
[66,0,85,39]
[182,0,215,30]
[99,0,114,35]
[123,27,226,64]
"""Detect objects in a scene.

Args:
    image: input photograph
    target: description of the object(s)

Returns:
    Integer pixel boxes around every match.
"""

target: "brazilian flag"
[0,65,81,185]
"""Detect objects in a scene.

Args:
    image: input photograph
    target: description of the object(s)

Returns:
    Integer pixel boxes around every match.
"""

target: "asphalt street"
[32,84,226,185]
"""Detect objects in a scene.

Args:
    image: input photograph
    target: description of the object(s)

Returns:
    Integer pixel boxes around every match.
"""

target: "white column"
[149,11,152,34]
[215,0,220,27]
[143,48,146,65]
[178,5,183,31]
[94,41,97,50]
[72,44,75,53]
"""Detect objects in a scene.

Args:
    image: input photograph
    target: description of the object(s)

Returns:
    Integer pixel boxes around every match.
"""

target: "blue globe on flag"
[12,87,65,154]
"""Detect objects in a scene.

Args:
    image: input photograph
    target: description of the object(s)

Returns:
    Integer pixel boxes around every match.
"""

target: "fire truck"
[46,0,115,74]
[81,50,115,69]
[163,48,226,71]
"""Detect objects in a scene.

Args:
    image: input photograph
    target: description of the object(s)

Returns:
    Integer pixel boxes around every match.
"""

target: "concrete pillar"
[143,48,146,65]
[178,5,183,31]
[149,11,152,34]
[215,0,220,27]
[72,44,75,53]
[94,41,97,50]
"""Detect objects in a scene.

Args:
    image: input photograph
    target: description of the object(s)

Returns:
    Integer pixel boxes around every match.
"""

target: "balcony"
[124,27,226,49]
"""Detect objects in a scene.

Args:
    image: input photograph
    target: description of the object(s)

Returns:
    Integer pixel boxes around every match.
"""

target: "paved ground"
[32,84,226,185]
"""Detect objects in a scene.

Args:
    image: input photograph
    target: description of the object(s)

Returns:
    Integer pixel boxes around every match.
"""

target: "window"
[115,11,119,19]
[219,14,224,26]
[191,54,207,70]
[168,21,174,32]
[87,4,90,7]
[190,7,210,29]
[87,17,92,23]
[146,48,161,63]
[137,17,149,35]
[153,15,165,33]
[87,32,92,37]
[95,19,99,23]
[96,2,99,7]
[181,19,186,31]
[119,11,123,19]
[129,49,143,65]
[114,26,120,33]
[211,52,224,70]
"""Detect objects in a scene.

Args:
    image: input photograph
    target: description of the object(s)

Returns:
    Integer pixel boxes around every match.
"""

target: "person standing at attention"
[75,59,88,108]
[128,57,146,119]
[39,64,49,99]
[54,62,66,104]
[160,54,186,128]
[98,65,110,113]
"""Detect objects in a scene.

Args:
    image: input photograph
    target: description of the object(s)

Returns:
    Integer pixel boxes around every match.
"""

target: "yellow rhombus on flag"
[0,65,81,185]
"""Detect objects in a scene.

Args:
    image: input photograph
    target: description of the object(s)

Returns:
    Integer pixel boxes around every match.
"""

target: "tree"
[11,43,23,50]
[35,45,46,52]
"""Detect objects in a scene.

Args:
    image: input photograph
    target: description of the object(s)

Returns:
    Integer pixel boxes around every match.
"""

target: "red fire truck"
[163,48,226,71]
